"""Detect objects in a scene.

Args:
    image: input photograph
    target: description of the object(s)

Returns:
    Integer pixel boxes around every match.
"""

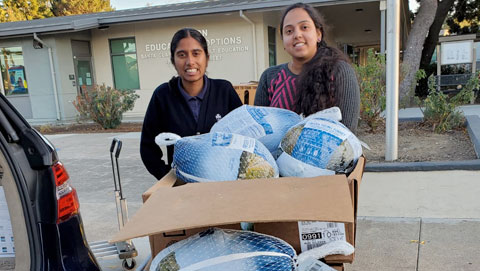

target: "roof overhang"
[0,0,380,39]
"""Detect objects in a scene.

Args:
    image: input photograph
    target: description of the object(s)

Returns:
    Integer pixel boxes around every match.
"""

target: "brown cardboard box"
[254,156,364,264]
[233,84,257,105]
[111,157,364,267]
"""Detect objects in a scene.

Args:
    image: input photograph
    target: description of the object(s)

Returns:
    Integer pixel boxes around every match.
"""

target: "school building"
[0,0,411,123]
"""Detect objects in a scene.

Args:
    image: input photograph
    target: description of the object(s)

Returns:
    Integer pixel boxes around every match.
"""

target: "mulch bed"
[34,120,478,163]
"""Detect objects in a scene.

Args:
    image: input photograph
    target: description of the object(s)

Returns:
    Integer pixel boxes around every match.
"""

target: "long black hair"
[170,28,209,65]
[280,3,348,116]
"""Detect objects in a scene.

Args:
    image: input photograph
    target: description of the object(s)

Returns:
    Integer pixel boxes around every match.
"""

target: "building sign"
[441,40,473,65]
[140,29,249,62]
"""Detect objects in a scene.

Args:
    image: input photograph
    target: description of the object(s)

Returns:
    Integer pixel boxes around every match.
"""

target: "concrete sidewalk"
[46,132,480,271]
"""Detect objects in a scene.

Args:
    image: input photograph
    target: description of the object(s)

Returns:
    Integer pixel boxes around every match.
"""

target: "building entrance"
[72,40,94,94]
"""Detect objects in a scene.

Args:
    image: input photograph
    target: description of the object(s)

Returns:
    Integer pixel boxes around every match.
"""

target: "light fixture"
[33,39,43,49]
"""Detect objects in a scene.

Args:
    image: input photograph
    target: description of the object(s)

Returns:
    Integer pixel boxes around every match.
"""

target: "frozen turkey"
[210,105,302,155]
[172,132,278,183]
[150,228,354,271]
[277,117,362,177]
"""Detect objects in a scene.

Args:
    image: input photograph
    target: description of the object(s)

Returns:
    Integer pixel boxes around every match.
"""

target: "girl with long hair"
[254,3,360,132]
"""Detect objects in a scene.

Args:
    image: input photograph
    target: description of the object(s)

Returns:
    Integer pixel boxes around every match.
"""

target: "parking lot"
[46,132,153,270]
[46,131,480,271]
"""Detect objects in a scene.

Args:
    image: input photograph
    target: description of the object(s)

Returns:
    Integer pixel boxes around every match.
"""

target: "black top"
[140,76,243,180]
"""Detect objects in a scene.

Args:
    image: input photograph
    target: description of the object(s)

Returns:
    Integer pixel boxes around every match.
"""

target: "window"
[0,47,29,96]
[109,38,140,90]
[268,27,277,67]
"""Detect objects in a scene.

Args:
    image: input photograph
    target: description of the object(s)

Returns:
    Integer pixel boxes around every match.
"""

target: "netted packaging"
[150,228,297,271]
[277,117,362,177]
[210,105,302,155]
[172,132,278,183]
[150,228,354,271]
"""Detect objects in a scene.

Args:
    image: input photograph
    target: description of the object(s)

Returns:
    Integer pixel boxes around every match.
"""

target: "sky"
[110,0,421,11]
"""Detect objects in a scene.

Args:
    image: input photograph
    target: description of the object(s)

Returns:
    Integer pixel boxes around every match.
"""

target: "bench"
[435,74,474,94]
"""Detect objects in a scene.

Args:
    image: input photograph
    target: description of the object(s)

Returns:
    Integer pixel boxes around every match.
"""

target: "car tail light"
[53,162,80,223]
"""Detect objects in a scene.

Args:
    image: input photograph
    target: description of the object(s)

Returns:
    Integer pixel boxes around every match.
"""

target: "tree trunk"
[399,0,438,105]
[420,0,456,70]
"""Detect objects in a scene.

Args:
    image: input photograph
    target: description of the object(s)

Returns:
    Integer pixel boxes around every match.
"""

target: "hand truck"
[90,138,138,271]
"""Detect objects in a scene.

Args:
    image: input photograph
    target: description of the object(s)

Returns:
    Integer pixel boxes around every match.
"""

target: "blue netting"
[210,105,301,155]
[278,117,362,177]
[173,132,278,183]
[151,228,296,271]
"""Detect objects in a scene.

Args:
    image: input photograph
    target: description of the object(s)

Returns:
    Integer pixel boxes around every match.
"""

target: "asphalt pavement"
[44,132,479,271]
[44,104,480,271]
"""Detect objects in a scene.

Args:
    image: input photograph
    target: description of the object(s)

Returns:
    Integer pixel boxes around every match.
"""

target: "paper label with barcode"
[215,106,268,138]
[212,133,256,153]
[297,257,337,271]
[298,221,346,252]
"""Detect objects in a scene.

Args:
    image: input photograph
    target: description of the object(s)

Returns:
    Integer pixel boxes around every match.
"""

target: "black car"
[0,93,100,270]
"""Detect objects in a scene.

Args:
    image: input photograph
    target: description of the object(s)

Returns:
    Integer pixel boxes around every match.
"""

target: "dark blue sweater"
[140,76,243,180]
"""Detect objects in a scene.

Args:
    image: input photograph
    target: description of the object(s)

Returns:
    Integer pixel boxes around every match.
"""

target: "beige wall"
[262,10,291,67]
[54,32,92,120]
[91,12,272,116]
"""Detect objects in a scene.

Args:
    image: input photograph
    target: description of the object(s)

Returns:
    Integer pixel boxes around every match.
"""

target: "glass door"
[74,58,94,94]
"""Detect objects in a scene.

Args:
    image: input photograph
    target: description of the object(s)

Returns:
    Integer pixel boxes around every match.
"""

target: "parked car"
[0,93,100,270]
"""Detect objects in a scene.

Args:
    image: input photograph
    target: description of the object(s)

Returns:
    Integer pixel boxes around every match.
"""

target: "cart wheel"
[122,258,136,271]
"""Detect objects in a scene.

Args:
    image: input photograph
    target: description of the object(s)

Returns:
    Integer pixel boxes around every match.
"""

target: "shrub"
[354,48,386,132]
[72,84,139,129]
[417,72,479,133]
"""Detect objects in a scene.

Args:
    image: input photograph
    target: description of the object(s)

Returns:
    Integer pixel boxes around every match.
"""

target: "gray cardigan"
[254,61,360,133]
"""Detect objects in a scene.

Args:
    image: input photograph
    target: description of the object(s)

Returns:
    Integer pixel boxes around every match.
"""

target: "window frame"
[268,26,277,67]
[108,37,140,90]
[0,46,30,96]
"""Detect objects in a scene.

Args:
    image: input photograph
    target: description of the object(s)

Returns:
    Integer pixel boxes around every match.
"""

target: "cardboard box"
[111,157,364,266]
[233,84,257,105]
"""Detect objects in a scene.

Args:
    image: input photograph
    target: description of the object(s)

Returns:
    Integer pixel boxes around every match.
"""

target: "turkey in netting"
[172,132,278,183]
[210,105,302,155]
[150,228,297,271]
[150,228,355,271]
[277,117,362,177]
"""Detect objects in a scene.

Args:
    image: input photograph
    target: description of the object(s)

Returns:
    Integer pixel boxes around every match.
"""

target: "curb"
[398,117,423,122]
[365,159,480,172]
[364,114,480,172]
[466,115,480,158]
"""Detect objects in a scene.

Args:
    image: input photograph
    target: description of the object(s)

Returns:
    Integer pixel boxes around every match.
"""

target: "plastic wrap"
[150,228,354,271]
[150,228,297,271]
[277,117,362,177]
[172,132,278,183]
[210,105,302,155]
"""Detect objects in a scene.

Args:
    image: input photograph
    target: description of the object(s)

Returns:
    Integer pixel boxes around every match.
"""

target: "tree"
[0,0,53,22]
[399,0,438,104]
[0,0,114,22]
[419,0,456,70]
[446,0,480,34]
[51,0,113,16]
[419,0,479,71]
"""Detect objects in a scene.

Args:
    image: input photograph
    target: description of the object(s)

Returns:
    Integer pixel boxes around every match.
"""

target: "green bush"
[354,48,386,132]
[417,72,479,133]
[72,84,139,129]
